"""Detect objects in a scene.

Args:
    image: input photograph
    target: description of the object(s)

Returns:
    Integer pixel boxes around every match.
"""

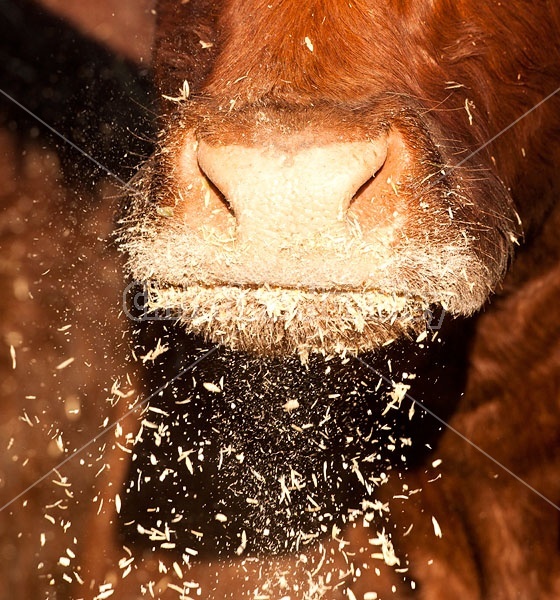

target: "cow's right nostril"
[203,170,235,218]
[196,136,389,244]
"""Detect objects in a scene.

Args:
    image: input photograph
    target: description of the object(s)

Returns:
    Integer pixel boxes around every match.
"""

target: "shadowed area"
[118,317,469,559]
[0,0,155,184]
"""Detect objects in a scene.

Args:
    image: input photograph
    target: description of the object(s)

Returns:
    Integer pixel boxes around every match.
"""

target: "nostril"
[198,140,256,228]
[174,133,238,237]
[350,175,376,206]
[348,147,389,210]
[197,163,235,218]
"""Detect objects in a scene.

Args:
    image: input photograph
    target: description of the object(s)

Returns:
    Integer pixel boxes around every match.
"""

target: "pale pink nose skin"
[196,136,389,248]
[172,130,412,289]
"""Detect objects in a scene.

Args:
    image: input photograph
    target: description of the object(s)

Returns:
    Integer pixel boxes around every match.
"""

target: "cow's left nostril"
[196,135,388,244]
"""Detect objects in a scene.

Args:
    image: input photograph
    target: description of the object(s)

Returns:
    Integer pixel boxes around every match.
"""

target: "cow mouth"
[140,281,432,361]
[121,107,519,358]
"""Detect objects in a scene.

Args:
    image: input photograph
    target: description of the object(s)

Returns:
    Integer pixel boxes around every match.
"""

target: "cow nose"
[196,137,388,245]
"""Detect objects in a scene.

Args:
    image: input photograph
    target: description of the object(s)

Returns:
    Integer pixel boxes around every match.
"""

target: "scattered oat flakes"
[432,515,442,538]
[56,357,75,370]
[282,399,300,412]
[203,382,222,393]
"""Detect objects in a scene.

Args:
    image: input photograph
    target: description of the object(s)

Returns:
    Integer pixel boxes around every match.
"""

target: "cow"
[2,1,560,599]
[111,1,560,598]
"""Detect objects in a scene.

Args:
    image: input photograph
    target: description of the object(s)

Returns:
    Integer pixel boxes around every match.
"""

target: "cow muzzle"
[120,114,498,358]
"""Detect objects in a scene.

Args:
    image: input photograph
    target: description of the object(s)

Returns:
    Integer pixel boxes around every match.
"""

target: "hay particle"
[203,381,222,393]
[55,357,75,370]
[432,515,443,538]
[283,399,300,412]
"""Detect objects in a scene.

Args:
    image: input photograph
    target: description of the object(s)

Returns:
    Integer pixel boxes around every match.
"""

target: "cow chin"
[142,282,431,360]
